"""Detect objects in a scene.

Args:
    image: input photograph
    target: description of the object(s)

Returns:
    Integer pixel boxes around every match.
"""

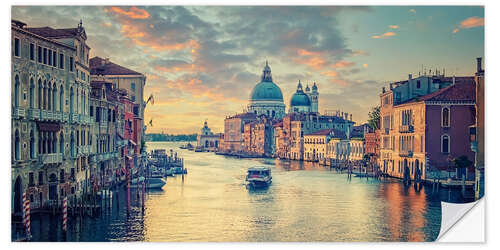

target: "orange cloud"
[453,16,484,33]
[460,16,484,28]
[388,25,399,29]
[109,6,150,19]
[154,64,197,73]
[372,31,396,39]
[333,60,355,68]
[362,63,368,68]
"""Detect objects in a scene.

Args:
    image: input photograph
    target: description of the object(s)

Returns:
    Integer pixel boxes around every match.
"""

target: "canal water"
[13,141,470,242]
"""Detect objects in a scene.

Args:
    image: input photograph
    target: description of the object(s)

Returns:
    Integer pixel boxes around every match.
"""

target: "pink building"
[378,71,476,181]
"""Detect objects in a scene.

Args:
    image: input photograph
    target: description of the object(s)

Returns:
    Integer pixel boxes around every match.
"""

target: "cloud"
[388,25,399,29]
[362,64,368,68]
[409,9,416,14]
[452,16,484,33]
[371,31,396,39]
[108,6,150,19]
[12,6,377,133]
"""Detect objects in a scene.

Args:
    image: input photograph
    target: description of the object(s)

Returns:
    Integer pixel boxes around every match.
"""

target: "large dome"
[249,61,284,102]
[250,81,284,101]
[290,91,311,106]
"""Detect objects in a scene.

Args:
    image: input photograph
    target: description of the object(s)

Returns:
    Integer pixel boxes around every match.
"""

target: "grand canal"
[14,141,471,242]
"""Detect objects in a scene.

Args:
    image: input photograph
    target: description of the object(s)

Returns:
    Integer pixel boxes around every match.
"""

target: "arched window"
[442,107,450,127]
[38,79,42,109]
[441,134,450,153]
[14,129,20,160]
[14,75,20,107]
[70,87,74,113]
[59,85,64,112]
[30,130,35,159]
[60,132,64,156]
[52,83,57,111]
[53,132,57,154]
[29,78,34,108]
[70,132,75,157]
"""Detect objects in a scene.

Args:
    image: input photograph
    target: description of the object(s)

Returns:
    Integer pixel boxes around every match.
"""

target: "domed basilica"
[248,62,319,119]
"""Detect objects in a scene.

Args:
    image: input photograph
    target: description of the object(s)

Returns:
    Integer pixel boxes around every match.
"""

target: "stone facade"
[12,19,146,217]
[11,20,92,214]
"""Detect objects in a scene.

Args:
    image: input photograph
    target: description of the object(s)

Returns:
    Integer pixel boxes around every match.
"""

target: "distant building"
[220,112,257,153]
[304,128,346,164]
[243,115,277,157]
[89,56,146,154]
[196,120,222,151]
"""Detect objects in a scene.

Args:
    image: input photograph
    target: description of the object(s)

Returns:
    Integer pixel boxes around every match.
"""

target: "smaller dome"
[305,84,310,92]
[290,91,311,107]
[312,82,318,91]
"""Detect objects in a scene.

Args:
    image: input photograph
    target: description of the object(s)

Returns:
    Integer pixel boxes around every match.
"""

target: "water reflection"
[15,142,454,242]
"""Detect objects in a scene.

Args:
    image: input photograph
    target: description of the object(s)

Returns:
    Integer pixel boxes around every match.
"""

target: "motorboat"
[246,167,272,188]
[130,176,166,189]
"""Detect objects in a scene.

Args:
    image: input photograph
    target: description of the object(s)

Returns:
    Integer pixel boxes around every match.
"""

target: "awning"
[37,122,61,132]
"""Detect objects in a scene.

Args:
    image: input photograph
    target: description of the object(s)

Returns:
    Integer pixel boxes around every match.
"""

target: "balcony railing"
[70,113,79,123]
[13,107,26,119]
[100,122,108,131]
[53,111,62,121]
[399,124,414,133]
[39,153,63,164]
[62,112,69,122]
[28,108,40,120]
[399,150,413,157]
[40,110,53,120]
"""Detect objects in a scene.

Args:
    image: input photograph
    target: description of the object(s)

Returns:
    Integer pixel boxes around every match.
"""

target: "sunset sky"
[12,6,484,134]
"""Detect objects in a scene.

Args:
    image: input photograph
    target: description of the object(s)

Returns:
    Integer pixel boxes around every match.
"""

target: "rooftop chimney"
[382,87,386,93]
[477,57,483,73]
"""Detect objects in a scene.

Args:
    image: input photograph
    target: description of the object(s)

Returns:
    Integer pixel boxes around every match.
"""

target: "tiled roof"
[227,112,257,120]
[90,57,143,76]
[306,128,346,139]
[420,80,476,102]
[27,27,80,38]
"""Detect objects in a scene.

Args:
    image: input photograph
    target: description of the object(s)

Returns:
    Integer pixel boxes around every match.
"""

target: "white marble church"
[247,62,319,118]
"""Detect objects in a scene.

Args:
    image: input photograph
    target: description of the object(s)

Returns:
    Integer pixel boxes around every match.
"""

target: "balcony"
[39,153,63,164]
[399,124,414,133]
[13,107,26,119]
[62,112,69,122]
[53,111,62,121]
[28,108,40,120]
[40,110,54,120]
[100,122,108,131]
[70,113,79,123]
[399,150,413,157]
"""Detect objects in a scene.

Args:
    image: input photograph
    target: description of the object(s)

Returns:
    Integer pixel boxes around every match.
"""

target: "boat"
[180,143,194,150]
[165,168,175,176]
[130,176,166,189]
[246,167,272,188]
[173,167,187,175]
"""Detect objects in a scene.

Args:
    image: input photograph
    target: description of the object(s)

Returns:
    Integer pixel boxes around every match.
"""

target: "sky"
[11,6,484,134]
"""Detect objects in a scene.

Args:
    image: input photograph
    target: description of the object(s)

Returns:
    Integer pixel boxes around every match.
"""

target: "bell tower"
[311,82,319,113]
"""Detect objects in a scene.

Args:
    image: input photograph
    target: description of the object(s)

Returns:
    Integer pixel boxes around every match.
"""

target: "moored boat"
[130,176,166,189]
[246,167,272,188]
